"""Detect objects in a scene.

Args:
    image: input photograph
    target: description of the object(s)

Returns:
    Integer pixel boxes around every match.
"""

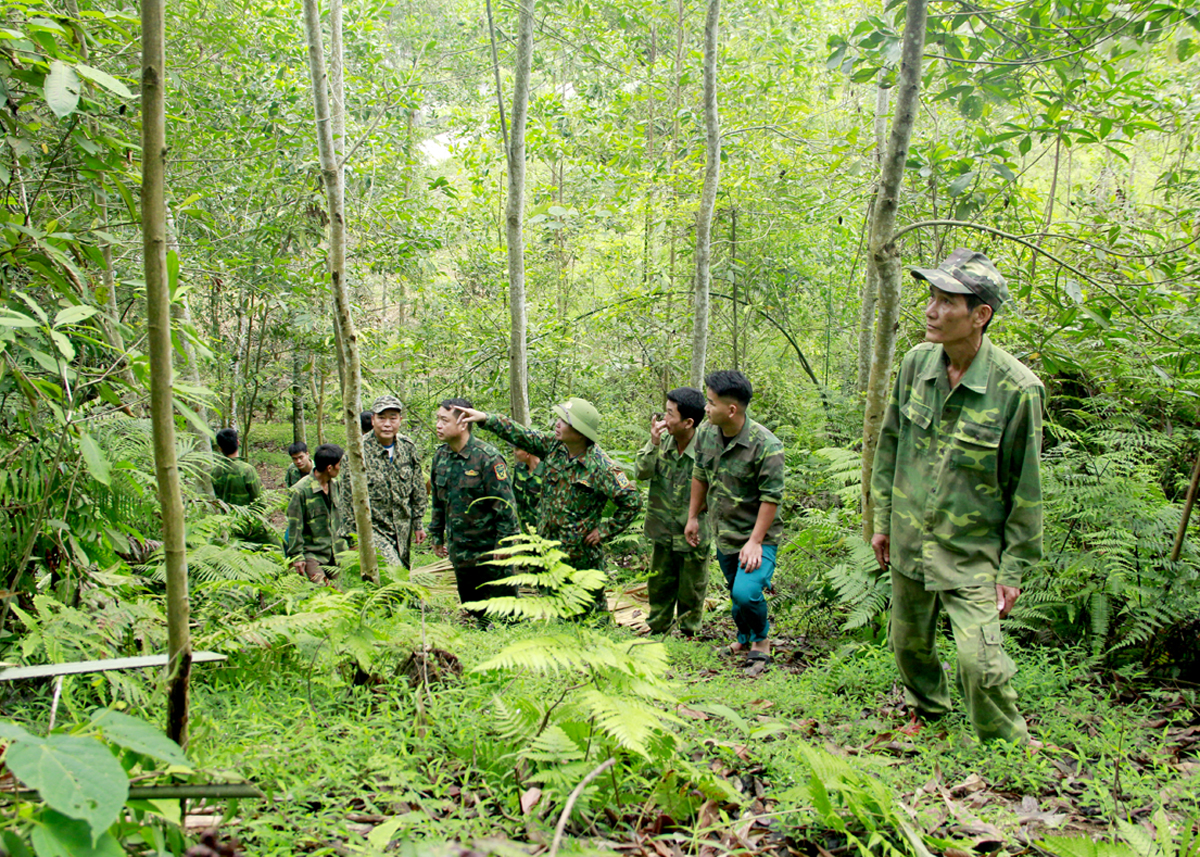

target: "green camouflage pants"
[376,521,412,570]
[646,543,709,634]
[889,569,1029,744]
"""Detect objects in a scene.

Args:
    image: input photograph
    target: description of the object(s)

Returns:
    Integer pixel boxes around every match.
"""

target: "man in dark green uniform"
[338,395,427,568]
[686,371,785,672]
[871,248,1043,743]
[511,447,544,532]
[455,397,642,614]
[285,444,347,585]
[429,398,520,623]
[285,442,313,489]
[212,428,263,506]
[635,387,711,636]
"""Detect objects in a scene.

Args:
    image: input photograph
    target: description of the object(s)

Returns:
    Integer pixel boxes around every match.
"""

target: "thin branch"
[548,757,616,857]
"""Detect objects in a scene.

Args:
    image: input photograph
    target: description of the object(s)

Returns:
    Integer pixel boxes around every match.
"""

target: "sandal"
[741,651,773,676]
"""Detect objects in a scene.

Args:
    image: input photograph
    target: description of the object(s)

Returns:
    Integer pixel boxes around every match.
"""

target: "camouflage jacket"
[692,418,785,554]
[212,456,263,506]
[871,336,1044,590]
[481,415,641,570]
[285,463,311,489]
[337,432,427,544]
[511,458,544,531]
[284,475,347,565]
[635,434,710,554]
[430,435,520,566]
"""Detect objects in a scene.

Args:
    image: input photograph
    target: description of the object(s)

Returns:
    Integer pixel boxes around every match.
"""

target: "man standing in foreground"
[871,248,1044,744]
[339,395,427,568]
[429,398,520,623]
[212,428,263,506]
[285,444,347,585]
[635,388,711,636]
[454,398,642,614]
[686,371,784,674]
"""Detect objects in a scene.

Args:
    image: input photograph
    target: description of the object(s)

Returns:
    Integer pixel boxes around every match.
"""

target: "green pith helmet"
[552,397,601,443]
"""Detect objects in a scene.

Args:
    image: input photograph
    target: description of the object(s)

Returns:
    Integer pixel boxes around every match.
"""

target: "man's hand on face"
[453,407,487,424]
[871,533,890,570]
[649,417,667,446]
[995,584,1020,618]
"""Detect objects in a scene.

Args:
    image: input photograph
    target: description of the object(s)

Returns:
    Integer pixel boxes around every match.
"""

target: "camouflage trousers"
[375,521,413,570]
[889,569,1029,744]
[453,561,517,622]
[646,543,710,634]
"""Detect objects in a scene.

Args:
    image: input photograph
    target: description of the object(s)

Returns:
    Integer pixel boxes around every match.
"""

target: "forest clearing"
[0,0,1199,851]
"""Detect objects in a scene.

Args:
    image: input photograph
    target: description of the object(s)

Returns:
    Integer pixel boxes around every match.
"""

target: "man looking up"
[871,248,1043,744]
[454,398,642,614]
[686,371,784,673]
[285,441,313,488]
[339,395,427,569]
[429,398,520,624]
[635,387,711,636]
[285,443,347,585]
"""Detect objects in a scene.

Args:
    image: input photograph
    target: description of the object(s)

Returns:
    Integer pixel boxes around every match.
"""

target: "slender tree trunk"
[292,342,306,446]
[730,206,738,370]
[505,0,534,425]
[857,74,891,393]
[642,25,657,287]
[164,210,214,495]
[303,0,377,583]
[861,0,928,540]
[141,0,190,747]
[689,0,721,388]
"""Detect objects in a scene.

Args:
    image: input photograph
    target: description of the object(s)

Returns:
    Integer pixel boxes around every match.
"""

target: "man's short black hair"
[666,387,705,426]
[964,293,994,335]
[314,443,344,472]
[704,370,753,407]
[215,428,239,456]
[287,441,308,456]
[360,411,373,434]
[440,398,474,432]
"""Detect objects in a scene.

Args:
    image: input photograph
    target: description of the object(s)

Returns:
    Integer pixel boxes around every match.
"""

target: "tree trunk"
[860,0,928,540]
[856,74,891,393]
[292,341,306,446]
[689,0,721,388]
[303,0,378,583]
[141,0,191,747]
[505,0,534,425]
[730,206,738,370]
[642,25,657,287]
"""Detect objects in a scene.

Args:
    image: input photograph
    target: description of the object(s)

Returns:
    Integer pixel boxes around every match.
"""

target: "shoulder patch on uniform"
[494,461,508,481]
[615,470,631,489]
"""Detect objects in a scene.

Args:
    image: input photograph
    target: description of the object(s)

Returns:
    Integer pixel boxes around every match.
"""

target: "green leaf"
[78,432,111,486]
[992,162,1017,182]
[48,330,74,362]
[44,62,81,119]
[367,817,408,850]
[167,250,180,299]
[5,734,128,840]
[0,311,39,328]
[73,64,131,99]
[948,173,974,196]
[1063,279,1083,304]
[29,350,60,374]
[30,811,124,857]
[173,398,214,438]
[0,720,34,741]
[90,711,189,768]
[53,305,98,327]
[1018,136,1032,156]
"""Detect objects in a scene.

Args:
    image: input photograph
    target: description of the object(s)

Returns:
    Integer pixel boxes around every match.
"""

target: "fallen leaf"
[520,787,541,815]
[950,774,988,796]
[678,706,710,720]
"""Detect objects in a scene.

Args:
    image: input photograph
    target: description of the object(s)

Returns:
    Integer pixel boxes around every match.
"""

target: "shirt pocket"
[901,400,934,430]
[950,419,1002,473]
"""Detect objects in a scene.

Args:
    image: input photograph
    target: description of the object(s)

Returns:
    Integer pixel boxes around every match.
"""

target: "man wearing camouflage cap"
[454,397,642,614]
[339,394,427,568]
[870,248,1044,743]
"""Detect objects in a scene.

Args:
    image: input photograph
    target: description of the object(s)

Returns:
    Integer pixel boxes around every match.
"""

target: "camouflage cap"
[552,397,601,443]
[910,248,1010,310]
[372,394,404,414]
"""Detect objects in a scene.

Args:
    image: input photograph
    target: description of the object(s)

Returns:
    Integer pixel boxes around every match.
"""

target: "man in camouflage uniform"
[871,248,1043,744]
[212,428,263,506]
[429,398,520,623]
[339,395,427,568]
[455,397,642,614]
[285,441,313,488]
[212,427,277,546]
[285,444,347,585]
[686,371,785,672]
[635,387,711,635]
[511,447,544,532]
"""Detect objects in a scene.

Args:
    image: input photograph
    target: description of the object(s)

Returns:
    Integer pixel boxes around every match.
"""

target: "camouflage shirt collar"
[664,433,698,461]
[445,435,479,459]
[918,336,993,395]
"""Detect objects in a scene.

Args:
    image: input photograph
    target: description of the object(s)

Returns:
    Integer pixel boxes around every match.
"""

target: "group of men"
[214,248,1045,744]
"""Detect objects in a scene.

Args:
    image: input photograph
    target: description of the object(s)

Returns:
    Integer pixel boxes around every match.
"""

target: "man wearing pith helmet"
[339,394,427,569]
[454,397,642,615]
[870,248,1045,744]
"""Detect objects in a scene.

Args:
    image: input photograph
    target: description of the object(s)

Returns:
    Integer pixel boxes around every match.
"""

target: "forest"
[0,0,1198,851]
